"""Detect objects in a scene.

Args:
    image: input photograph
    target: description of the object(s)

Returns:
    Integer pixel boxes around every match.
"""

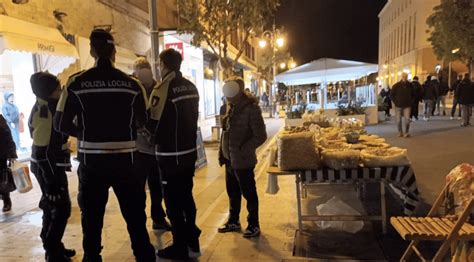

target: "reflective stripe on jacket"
[54,59,148,166]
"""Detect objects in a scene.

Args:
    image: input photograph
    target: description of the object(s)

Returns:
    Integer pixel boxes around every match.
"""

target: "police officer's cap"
[90,29,115,48]
[30,72,60,100]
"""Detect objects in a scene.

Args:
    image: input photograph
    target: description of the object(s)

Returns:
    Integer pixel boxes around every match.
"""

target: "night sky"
[276,0,387,65]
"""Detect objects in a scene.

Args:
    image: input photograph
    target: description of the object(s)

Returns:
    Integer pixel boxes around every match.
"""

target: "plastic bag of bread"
[321,149,360,170]
[277,132,321,170]
[445,163,474,216]
[360,147,409,167]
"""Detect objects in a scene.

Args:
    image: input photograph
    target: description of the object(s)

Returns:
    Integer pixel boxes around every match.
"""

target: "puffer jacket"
[0,114,17,159]
[219,94,267,169]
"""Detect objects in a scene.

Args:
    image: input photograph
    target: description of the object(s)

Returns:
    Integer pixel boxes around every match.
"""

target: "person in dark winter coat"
[379,85,392,117]
[457,73,474,126]
[410,76,423,120]
[390,73,415,137]
[0,114,17,212]
[450,75,463,119]
[435,76,449,116]
[422,75,438,120]
[218,77,267,238]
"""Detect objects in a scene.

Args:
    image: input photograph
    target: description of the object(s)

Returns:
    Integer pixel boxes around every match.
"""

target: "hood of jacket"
[3,92,14,103]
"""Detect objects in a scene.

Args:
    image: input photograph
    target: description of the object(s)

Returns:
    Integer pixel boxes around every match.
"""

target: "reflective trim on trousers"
[78,148,137,154]
[155,147,197,156]
[78,140,136,149]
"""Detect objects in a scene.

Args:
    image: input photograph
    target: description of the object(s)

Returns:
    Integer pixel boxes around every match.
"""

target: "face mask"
[137,68,154,87]
[223,81,240,98]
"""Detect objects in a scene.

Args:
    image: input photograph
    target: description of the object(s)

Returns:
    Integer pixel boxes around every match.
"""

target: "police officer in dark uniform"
[54,29,155,262]
[146,48,201,260]
[29,72,75,262]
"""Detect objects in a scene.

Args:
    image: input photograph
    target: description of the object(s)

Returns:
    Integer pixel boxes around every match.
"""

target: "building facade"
[378,0,442,86]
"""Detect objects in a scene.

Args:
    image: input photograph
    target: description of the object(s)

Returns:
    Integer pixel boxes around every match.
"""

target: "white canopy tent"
[276,58,378,86]
[275,58,379,124]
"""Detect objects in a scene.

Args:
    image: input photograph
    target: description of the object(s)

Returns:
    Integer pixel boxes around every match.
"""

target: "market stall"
[276,58,379,124]
[266,119,420,233]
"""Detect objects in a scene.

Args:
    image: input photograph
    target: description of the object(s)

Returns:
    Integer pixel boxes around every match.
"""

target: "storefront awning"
[77,36,137,74]
[276,58,378,86]
[0,15,78,58]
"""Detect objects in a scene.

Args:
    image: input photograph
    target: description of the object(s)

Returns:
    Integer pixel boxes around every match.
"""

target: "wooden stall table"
[266,165,420,234]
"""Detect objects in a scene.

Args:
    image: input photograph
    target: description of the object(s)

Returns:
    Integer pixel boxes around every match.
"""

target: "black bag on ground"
[0,167,16,193]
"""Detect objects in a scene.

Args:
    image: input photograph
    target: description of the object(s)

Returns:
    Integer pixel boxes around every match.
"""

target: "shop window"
[0,51,36,155]
[408,16,412,51]
[404,20,408,54]
[413,12,416,49]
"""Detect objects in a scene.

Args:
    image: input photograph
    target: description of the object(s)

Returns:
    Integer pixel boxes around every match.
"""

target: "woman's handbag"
[0,167,16,193]
[11,162,32,193]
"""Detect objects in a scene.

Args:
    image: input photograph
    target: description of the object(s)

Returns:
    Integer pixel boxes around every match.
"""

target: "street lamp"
[280,62,286,69]
[289,61,297,69]
[276,37,285,48]
[259,28,285,117]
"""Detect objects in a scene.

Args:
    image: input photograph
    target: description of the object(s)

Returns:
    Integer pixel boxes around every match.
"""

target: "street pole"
[148,0,160,79]
[271,55,277,118]
[448,61,452,89]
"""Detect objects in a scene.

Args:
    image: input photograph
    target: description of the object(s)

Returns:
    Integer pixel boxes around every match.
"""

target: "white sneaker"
[458,117,462,120]
[450,117,454,120]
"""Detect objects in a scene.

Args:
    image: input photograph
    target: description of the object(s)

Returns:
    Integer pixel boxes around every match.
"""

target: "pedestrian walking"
[390,72,415,137]
[0,114,17,212]
[379,85,392,117]
[29,72,76,262]
[55,29,155,262]
[450,75,463,120]
[430,76,442,116]
[410,76,423,121]
[132,57,171,231]
[146,48,201,260]
[457,73,474,127]
[436,76,449,116]
[422,75,437,121]
[217,78,267,237]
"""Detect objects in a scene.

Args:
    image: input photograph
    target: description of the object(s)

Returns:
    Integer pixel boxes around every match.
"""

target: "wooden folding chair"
[390,184,474,262]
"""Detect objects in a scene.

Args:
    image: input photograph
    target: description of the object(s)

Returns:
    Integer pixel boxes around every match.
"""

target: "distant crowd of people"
[380,72,474,137]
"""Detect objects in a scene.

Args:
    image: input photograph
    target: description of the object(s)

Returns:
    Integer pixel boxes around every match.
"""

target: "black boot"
[46,252,71,262]
[2,195,11,212]
[157,244,189,260]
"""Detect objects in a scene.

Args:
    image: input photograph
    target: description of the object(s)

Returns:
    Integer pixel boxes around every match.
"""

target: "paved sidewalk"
[0,118,301,262]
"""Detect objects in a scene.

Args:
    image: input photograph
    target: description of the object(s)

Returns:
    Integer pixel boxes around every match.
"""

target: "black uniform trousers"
[0,159,11,202]
[77,162,155,261]
[159,164,200,247]
[225,164,259,227]
[411,101,419,119]
[136,153,166,223]
[31,164,71,255]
